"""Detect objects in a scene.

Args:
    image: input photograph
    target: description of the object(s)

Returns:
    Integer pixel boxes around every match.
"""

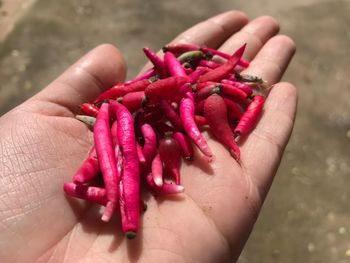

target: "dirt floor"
[0,0,349,262]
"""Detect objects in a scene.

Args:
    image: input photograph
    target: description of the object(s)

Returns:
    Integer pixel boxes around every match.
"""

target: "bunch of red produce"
[64,42,266,239]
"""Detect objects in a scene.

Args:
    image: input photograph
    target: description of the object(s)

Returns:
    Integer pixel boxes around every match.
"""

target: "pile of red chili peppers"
[64,43,266,239]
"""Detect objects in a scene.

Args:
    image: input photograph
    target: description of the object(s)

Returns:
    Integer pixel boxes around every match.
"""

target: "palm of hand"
[0,11,296,263]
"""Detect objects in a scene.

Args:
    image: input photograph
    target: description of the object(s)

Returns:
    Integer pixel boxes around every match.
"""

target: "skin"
[0,11,297,263]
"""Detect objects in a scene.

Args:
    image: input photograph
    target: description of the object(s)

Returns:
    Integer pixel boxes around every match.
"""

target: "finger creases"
[242,35,296,85]
[173,10,249,48]
[218,16,280,61]
[34,44,127,114]
[240,82,298,198]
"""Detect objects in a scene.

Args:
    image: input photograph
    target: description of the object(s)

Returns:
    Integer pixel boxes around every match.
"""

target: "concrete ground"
[0,0,349,262]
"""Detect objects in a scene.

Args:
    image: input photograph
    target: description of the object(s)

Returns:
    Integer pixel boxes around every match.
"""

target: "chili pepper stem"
[126,231,137,239]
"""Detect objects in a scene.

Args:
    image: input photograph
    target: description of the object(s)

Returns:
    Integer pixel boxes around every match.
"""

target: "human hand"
[0,11,296,262]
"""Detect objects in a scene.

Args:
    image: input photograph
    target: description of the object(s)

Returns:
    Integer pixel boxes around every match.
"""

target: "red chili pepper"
[162,43,200,56]
[141,123,157,169]
[228,73,237,81]
[188,67,209,84]
[142,105,164,123]
[194,115,207,126]
[238,58,249,68]
[159,137,182,184]
[164,51,187,77]
[198,44,246,83]
[221,79,253,97]
[175,83,192,102]
[119,91,147,113]
[151,152,163,187]
[136,143,146,164]
[110,101,140,239]
[110,121,124,182]
[159,98,183,130]
[198,60,221,69]
[72,146,100,184]
[94,79,151,104]
[143,47,167,78]
[204,94,240,160]
[172,131,194,160]
[63,183,107,206]
[221,83,248,106]
[194,100,205,115]
[145,76,189,102]
[94,84,124,104]
[125,68,156,85]
[80,103,99,117]
[223,98,243,122]
[195,81,217,91]
[201,47,249,68]
[185,91,194,101]
[180,97,213,159]
[184,67,193,75]
[146,173,184,195]
[93,103,119,222]
[234,95,265,138]
[194,83,222,102]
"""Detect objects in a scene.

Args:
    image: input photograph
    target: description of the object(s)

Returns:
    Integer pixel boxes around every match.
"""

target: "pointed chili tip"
[229,148,240,161]
[72,175,84,184]
[235,43,247,57]
[185,156,192,161]
[63,182,72,193]
[154,177,163,187]
[101,201,115,222]
[176,185,185,193]
[101,214,110,222]
[126,231,137,239]
[203,154,214,163]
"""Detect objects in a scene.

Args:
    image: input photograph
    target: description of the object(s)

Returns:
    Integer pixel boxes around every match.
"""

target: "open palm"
[0,11,297,263]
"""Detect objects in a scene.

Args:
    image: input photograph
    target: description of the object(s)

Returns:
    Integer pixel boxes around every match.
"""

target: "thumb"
[32,44,126,114]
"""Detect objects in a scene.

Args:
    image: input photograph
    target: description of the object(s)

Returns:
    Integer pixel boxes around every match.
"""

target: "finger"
[139,11,248,74]
[217,16,280,61]
[33,44,126,113]
[238,35,296,197]
[240,82,298,198]
[241,35,296,85]
[172,10,249,48]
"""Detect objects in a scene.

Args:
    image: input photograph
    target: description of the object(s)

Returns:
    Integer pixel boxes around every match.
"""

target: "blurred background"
[0,0,349,262]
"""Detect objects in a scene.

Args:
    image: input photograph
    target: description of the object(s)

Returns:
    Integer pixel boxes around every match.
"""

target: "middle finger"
[218,16,280,61]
